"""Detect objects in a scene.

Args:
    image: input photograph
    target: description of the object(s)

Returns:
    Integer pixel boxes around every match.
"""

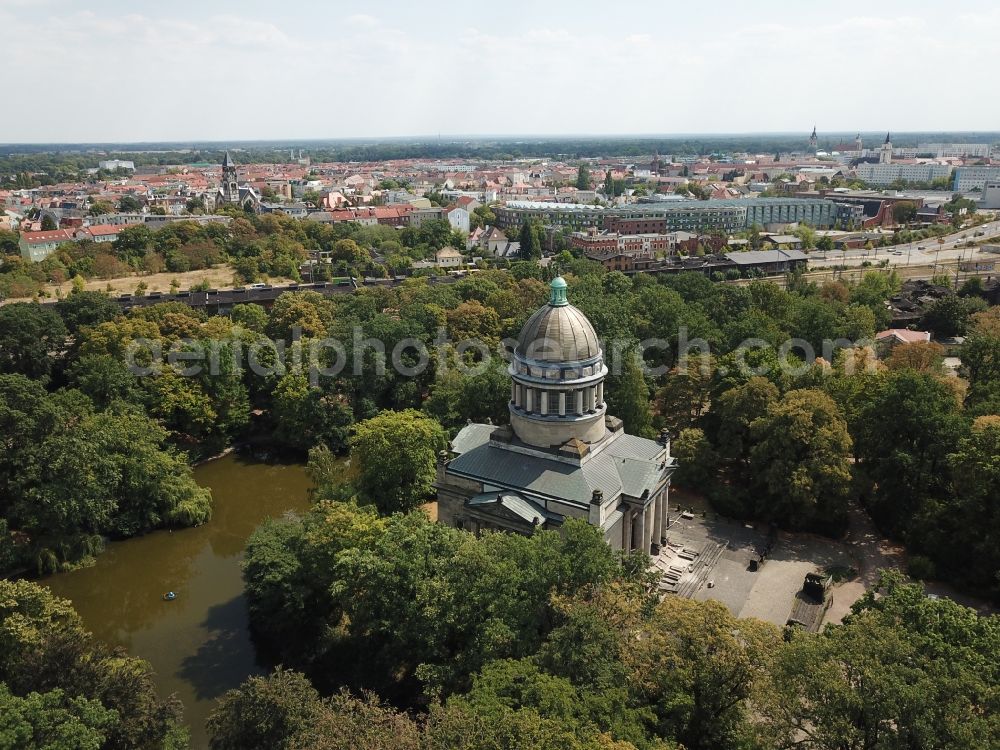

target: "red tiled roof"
[20,229,74,244]
[875,329,932,343]
[84,224,121,236]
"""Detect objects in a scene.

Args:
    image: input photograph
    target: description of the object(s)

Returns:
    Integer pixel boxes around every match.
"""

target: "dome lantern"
[549,276,569,306]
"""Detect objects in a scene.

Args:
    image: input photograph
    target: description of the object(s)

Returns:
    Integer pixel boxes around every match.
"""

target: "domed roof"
[516,277,601,364]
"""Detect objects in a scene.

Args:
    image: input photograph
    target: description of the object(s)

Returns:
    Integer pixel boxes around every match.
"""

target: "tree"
[55,290,120,334]
[892,201,918,224]
[854,370,966,534]
[424,359,511,428]
[0,228,20,256]
[815,235,834,252]
[267,291,334,340]
[271,374,354,453]
[331,238,370,265]
[65,353,139,409]
[445,300,501,346]
[633,595,781,750]
[884,341,946,373]
[0,682,117,750]
[518,221,542,260]
[117,194,142,212]
[606,347,653,438]
[764,572,1000,749]
[230,303,268,333]
[921,294,987,338]
[0,303,67,380]
[748,389,853,532]
[208,668,322,750]
[671,427,719,491]
[40,215,57,231]
[575,164,591,190]
[350,409,447,513]
[88,200,114,217]
[655,356,715,434]
[941,419,1000,596]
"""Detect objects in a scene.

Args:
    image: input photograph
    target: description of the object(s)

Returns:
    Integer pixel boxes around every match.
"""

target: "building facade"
[436,277,676,553]
[495,198,835,233]
[855,163,952,186]
[953,166,1000,192]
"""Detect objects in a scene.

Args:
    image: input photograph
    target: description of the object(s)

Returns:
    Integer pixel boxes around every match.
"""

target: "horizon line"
[3,130,1000,149]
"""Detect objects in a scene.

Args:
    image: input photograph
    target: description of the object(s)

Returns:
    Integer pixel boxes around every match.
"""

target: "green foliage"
[270,373,354,453]
[748,389,853,532]
[208,668,321,750]
[920,294,987,338]
[0,303,67,380]
[0,682,116,750]
[606,347,654,438]
[350,409,446,513]
[0,580,185,749]
[0,374,211,572]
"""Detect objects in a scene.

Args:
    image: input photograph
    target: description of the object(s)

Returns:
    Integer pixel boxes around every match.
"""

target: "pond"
[42,453,316,749]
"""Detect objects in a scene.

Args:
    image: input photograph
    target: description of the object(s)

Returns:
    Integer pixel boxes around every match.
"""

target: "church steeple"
[220,151,239,204]
[809,126,818,151]
[880,133,893,164]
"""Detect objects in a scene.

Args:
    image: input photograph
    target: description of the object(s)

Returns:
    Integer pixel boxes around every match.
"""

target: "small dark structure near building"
[787,572,834,633]
[802,572,833,603]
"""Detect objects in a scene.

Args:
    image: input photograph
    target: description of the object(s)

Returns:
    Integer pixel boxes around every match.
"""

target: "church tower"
[855,132,863,152]
[809,126,818,152]
[880,133,893,164]
[221,151,239,204]
[508,277,608,449]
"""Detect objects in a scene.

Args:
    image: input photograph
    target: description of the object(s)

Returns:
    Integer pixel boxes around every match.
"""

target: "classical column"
[622,509,632,552]
[540,389,548,415]
[510,382,516,404]
[635,506,646,556]
[660,488,670,536]
[576,389,584,416]
[597,381,604,406]
[558,391,566,416]
[643,502,654,555]
[525,387,533,413]
[652,494,662,546]
[584,386,593,412]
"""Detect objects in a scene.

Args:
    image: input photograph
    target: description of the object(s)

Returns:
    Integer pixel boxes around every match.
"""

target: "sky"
[2,0,1000,143]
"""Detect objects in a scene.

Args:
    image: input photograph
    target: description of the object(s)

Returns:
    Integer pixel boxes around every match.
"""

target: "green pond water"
[43,454,315,749]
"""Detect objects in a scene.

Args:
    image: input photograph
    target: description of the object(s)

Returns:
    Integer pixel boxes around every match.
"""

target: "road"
[807,218,1000,270]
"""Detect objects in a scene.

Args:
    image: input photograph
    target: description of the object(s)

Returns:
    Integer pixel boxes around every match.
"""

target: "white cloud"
[0,2,998,142]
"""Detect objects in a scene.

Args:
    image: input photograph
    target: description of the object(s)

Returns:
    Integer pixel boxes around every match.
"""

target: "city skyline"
[2,0,999,143]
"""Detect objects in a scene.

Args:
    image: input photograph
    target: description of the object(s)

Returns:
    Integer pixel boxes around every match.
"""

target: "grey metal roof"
[447,424,669,507]
[468,491,559,524]
[451,423,495,455]
[516,303,601,364]
[448,442,610,506]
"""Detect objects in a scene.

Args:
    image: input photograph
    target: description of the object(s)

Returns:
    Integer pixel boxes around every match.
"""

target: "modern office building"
[494,198,836,233]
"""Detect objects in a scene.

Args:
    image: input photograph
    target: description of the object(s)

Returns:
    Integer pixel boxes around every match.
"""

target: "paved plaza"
[656,508,854,628]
